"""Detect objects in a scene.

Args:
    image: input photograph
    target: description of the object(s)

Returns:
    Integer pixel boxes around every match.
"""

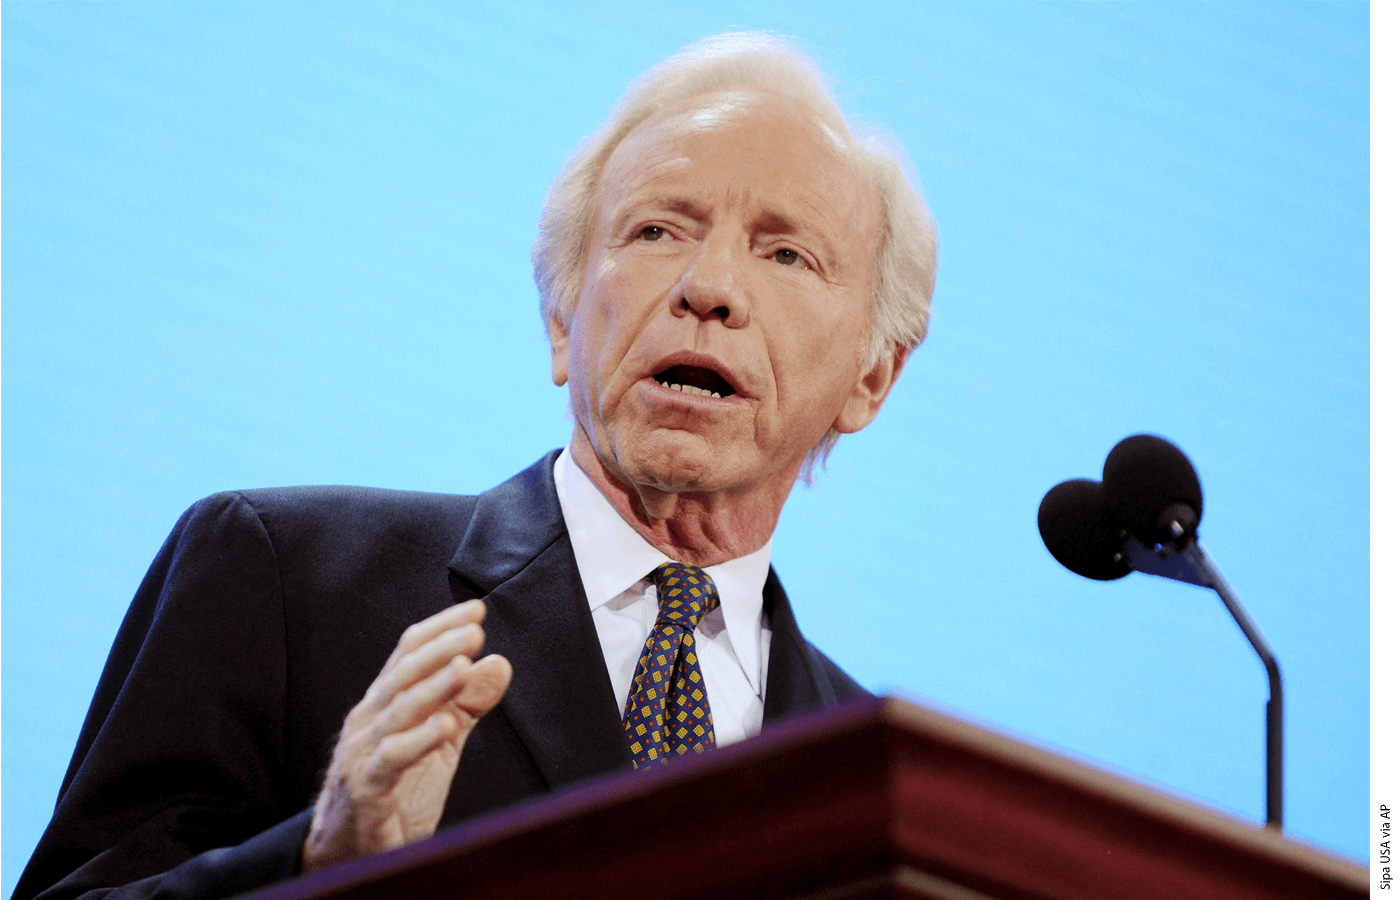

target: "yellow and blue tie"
[623,562,720,769]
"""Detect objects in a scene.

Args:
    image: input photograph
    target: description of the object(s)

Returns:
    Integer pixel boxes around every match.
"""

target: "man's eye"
[773,248,807,267]
[639,226,667,241]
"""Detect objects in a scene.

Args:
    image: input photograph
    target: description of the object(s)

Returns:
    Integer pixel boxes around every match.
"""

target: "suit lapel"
[761,568,838,724]
[447,452,629,789]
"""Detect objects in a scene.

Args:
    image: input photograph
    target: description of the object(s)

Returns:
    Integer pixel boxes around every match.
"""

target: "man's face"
[549,88,896,503]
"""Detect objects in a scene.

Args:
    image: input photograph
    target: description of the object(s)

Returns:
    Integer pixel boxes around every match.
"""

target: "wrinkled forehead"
[599,87,881,241]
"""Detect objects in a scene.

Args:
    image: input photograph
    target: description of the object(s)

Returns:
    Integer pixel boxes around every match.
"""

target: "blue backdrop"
[2,3,1369,891]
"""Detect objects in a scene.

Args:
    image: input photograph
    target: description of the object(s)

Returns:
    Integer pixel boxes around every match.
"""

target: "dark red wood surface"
[237,696,1367,900]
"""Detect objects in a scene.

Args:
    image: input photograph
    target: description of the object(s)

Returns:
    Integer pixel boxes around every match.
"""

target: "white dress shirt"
[553,448,772,747]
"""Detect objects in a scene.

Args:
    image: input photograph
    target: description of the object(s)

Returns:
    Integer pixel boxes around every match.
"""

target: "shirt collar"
[554,446,772,690]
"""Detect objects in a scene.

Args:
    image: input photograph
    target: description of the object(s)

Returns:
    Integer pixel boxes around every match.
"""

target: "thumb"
[455,654,512,718]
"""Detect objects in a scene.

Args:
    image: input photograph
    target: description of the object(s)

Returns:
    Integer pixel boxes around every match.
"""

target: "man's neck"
[569,433,795,568]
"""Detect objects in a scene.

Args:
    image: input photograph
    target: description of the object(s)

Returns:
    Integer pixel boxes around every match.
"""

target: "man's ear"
[833,343,910,434]
[547,311,570,387]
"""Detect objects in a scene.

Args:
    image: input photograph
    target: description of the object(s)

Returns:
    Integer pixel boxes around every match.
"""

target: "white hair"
[532,33,938,472]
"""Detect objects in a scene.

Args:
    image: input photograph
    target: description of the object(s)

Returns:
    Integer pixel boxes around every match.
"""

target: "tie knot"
[651,562,718,631]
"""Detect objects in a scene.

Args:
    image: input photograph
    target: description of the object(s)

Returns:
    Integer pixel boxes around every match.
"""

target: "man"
[15,32,936,900]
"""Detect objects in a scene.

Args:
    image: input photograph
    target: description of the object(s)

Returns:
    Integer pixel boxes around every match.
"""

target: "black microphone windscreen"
[1038,478,1132,581]
[1101,434,1203,546]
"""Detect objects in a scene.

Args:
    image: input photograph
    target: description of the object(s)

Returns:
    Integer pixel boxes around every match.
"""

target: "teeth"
[660,381,717,398]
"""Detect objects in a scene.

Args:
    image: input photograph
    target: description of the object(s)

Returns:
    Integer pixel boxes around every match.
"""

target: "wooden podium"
[243,696,1367,900]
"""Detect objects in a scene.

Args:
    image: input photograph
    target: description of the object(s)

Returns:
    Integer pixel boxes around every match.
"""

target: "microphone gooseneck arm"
[1120,535,1283,828]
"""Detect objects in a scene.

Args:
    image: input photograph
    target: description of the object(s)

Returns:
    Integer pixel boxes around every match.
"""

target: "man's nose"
[669,234,751,328]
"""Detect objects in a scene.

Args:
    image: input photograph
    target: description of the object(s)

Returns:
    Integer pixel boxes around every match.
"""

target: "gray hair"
[532,33,937,470]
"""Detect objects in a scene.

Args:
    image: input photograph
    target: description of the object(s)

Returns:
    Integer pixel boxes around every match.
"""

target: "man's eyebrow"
[751,209,801,237]
[617,193,710,222]
[751,208,843,271]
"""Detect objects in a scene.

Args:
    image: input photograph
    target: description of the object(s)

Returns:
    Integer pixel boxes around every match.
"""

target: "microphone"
[1102,434,1202,549]
[1038,434,1284,829]
[1037,478,1130,581]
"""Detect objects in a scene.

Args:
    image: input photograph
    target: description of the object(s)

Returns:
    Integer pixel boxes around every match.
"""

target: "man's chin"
[610,435,746,496]
[623,456,729,495]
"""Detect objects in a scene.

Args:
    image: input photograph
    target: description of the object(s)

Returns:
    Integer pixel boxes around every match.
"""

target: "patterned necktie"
[622,562,720,769]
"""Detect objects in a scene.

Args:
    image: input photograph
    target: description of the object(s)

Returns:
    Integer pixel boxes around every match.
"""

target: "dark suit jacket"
[14,451,866,900]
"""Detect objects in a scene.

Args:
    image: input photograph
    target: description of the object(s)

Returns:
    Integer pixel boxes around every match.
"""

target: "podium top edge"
[873,695,1367,886]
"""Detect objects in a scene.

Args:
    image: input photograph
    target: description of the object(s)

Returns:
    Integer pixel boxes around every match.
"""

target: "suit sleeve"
[13,493,314,900]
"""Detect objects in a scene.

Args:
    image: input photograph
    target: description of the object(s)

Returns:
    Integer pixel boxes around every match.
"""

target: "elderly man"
[15,33,936,900]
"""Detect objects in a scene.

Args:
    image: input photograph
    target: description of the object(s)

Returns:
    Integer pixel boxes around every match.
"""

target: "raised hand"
[300,599,512,872]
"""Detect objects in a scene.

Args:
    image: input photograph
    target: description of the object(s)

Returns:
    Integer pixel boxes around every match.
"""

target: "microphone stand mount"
[1117,533,1284,828]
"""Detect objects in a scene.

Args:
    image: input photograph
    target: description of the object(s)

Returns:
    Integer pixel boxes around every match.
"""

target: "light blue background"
[3,3,1369,892]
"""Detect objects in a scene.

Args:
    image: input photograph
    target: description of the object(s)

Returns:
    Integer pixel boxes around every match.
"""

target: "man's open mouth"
[654,365,736,399]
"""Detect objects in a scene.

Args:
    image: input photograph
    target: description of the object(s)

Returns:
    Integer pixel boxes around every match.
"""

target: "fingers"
[359,624,484,715]
[340,649,509,792]
[369,652,475,741]
[373,651,512,747]
[363,657,512,787]
[380,600,487,672]
[344,604,511,774]
[363,710,459,791]
[354,601,490,721]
